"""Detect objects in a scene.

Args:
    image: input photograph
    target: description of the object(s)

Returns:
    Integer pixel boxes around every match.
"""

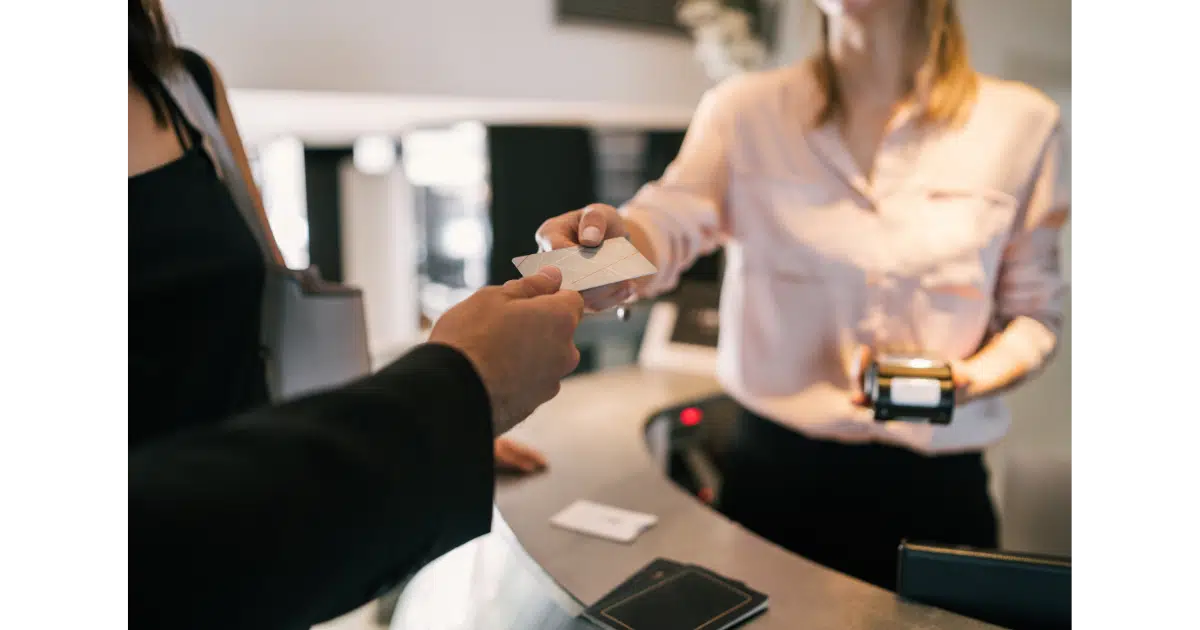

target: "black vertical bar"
[485,126,597,286]
[303,148,353,283]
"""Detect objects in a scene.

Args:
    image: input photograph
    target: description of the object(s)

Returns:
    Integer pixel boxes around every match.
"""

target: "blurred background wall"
[162,0,712,106]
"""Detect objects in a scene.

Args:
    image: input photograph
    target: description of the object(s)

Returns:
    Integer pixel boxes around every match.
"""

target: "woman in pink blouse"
[537,0,1067,590]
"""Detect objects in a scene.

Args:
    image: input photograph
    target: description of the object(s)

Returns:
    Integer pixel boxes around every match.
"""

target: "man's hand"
[494,437,547,474]
[849,345,979,407]
[536,203,645,312]
[430,266,585,435]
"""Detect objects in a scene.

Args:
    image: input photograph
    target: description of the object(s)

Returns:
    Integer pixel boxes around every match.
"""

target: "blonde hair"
[812,0,978,126]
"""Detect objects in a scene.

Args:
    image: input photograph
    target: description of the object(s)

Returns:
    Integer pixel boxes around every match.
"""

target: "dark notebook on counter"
[583,558,768,630]
[896,542,1071,630]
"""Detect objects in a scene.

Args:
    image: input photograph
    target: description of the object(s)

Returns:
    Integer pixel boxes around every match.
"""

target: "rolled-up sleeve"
[978,126,1069,378]
[623,85,734,296]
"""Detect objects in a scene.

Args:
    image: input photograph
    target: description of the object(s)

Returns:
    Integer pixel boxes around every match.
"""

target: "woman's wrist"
[958,316,1058,404]
[956,352,1029,404]
[621,215,662,300]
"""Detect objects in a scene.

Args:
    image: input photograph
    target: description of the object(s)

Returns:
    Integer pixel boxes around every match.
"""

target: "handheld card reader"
[864,355,956,425]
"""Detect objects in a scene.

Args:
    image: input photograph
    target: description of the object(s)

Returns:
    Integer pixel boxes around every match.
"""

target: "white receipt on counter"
[512,237,657,292]
[549,499,658,544]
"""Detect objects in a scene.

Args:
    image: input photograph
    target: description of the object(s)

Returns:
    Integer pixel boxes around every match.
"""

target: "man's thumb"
[504,266,563,298]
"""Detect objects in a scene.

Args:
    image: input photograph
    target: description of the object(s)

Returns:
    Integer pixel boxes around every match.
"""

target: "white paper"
[549,499,658,544]
[512,237,657,292]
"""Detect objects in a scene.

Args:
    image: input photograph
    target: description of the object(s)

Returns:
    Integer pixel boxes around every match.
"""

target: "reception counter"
[390,367,999,629]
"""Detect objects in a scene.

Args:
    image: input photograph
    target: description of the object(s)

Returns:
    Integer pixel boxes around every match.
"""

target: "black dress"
[128,49,268,449]
[128,52,497,630]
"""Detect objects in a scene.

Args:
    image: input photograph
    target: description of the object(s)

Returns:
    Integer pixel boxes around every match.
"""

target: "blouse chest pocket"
[889,187,1017,294]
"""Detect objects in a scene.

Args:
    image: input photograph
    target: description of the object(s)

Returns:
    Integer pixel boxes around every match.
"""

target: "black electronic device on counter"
[897,542,1071,630]
[583,558,768,630]
[864,355,956,425]
[645,395,739,506]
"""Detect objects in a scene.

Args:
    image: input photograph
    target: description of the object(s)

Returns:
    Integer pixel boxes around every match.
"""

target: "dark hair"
[129,0,179,128]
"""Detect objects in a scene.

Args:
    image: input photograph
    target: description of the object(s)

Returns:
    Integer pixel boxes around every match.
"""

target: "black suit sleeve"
[129,343,495,630]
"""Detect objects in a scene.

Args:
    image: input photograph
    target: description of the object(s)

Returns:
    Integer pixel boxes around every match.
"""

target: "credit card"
[512,237,657,292]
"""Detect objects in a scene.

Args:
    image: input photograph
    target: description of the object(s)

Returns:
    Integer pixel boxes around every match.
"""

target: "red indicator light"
[698,487,715,504]
[680,407,703,426]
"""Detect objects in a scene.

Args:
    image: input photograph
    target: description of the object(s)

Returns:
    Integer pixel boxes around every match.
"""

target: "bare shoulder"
[129,81,186,177]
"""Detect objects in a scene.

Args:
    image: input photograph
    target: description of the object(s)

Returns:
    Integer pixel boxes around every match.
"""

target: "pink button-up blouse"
[624,64,1067,454]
